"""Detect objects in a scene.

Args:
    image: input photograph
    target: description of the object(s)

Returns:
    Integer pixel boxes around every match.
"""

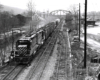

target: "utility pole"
[12,28,14,51]
[30,1,32,35]
[43,12,45,18]
[79,3,80,41]
[31,0,33,21]
[11,16,14,51]
[79,3,81,41]
[84,0,87,68]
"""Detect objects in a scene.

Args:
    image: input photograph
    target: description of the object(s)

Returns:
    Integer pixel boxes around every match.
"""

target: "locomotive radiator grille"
[18,47,27,56]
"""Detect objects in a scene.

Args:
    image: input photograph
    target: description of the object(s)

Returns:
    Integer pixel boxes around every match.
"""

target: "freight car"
[12,21,59,64]
[55,19,60,27]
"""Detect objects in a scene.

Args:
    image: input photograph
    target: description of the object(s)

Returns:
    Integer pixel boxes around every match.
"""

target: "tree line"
[0,1,36,65]
[0,11,27,33]
[65,13,79,32]
[0,8,29,65]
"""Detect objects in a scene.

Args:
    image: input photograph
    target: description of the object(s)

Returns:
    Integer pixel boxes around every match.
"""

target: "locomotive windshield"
[16,40,30,49]
[18,45,27,47]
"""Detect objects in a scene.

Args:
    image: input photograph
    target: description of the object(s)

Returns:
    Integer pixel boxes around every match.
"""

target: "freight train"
[11,19,60,64]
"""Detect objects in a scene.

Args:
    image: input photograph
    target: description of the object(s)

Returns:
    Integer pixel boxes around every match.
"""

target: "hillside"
[1,5,26,14]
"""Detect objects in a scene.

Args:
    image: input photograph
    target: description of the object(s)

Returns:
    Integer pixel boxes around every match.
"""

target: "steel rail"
[25,35,54,80]
[25,24,59,80]
[37,35,57,80]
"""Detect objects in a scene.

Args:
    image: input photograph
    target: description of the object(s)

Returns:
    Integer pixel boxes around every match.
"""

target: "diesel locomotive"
[12,19,60,64]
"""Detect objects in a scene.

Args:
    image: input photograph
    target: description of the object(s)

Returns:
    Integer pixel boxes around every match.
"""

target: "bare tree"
[69,4,79,22]
[27,0,37,34]
[87,11,96,21]
[0,11,19,65]
[69,4,78,15]
[0,11,10,64]
[0,4,3,12]
[27,0,35,19]
[65,13,73,30]
[68,4,79,31]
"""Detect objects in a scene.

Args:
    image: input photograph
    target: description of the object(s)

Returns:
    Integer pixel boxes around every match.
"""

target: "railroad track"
[56,51,67,80]
[0,62,19,80]
[1,65,25,80]
[24,21,63,80]
[50,24,73,80]
[0,21,62,80]
[0,65,16,79]
[0,45,47,80]
[0,29,57,80]
[0,35,56,80]
[35,21,63,80]
[49,21,68,80]
[0,32,50,80]
[0,64,24,80]
[56,32,67,80]
[24,29,57,80]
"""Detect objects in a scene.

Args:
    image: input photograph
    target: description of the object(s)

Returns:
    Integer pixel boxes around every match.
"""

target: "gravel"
[40,43,58,80]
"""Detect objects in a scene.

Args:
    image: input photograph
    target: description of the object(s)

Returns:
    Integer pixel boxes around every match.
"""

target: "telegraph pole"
[11,16,14,51]
[12,29,13,51]
[84,0,87,68]
[79,3,80,41]
[43,12,45,18]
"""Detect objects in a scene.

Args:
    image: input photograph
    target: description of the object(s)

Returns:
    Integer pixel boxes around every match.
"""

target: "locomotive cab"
[16,40,30,51]
[15,34,39,64]
[15,39,32,64]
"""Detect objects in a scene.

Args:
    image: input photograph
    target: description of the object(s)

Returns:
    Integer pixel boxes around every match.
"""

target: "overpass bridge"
[49,9,71,19]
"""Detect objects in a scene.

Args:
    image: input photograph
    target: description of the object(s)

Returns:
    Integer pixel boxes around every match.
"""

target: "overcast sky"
[0,0,100,12]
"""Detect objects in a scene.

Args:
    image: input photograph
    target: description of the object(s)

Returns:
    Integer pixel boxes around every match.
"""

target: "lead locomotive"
[12,19,60,64]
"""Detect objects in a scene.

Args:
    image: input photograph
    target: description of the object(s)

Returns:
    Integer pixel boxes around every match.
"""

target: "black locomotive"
[12,19,60,64]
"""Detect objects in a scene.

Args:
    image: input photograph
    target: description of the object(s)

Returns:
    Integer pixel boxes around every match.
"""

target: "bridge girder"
[50,9,71,15]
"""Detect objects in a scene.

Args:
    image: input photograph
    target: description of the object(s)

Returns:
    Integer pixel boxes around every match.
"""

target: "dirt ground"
[40,41,58,80]
[71,32,100,80]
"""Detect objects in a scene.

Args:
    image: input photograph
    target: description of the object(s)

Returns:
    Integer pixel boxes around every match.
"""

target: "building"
[81,18,96,26]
